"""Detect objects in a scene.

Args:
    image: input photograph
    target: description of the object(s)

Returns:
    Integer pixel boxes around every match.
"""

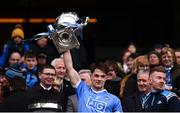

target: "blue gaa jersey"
[75,80,123,113]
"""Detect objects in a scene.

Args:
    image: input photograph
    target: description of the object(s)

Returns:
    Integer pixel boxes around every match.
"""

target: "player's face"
[91,69,107,91]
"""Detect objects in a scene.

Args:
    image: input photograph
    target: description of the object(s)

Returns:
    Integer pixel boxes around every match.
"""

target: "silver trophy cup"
[48,12,89,53]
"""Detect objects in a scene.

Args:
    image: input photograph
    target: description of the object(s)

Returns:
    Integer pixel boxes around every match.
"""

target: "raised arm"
[63,50,81,86]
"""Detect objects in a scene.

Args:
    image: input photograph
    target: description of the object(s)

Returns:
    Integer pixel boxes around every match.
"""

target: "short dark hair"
[39,64,56,73]
[105,60,119,73]
[91,62,108,75]
[24,50,36,59]
[148,51,161,60]
[149,65,165,75]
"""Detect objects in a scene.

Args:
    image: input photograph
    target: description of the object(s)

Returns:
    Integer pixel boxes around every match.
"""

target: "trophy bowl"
[51,27,80,53]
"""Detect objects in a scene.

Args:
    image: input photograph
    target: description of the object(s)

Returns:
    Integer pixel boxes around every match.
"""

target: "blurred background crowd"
[0,0,180,112]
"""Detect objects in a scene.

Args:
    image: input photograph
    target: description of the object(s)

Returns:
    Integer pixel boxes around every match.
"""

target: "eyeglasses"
[42,73,56,77]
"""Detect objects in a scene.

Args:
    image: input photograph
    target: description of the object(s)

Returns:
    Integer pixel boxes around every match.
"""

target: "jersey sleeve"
[75,80,89,99]
[113,96,123,113]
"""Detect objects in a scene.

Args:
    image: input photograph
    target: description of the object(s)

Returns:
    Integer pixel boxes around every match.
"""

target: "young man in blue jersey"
[63,50,123,112]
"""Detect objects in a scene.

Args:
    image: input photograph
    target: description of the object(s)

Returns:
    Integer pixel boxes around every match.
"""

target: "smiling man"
[63,50,123,112]
[123,70,152,112]
[27,65,63,112]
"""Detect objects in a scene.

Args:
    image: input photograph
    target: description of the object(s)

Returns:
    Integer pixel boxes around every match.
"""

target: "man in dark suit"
[51,57,75,111]
[27,65,63,112]
[123,70,152,111]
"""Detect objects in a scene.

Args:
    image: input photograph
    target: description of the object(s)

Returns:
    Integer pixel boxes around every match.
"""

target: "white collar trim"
[91,87,107,93]
[40,83,52,91]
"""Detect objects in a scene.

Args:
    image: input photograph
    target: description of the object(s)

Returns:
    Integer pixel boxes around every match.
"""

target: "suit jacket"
[123,91,153,112]
[27,85,63,112]
[60,79,75,111]
[122,92,142,112]
[66,94,78,112]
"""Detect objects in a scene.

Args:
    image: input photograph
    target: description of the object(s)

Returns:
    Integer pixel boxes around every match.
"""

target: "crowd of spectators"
[0,24,180,112]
